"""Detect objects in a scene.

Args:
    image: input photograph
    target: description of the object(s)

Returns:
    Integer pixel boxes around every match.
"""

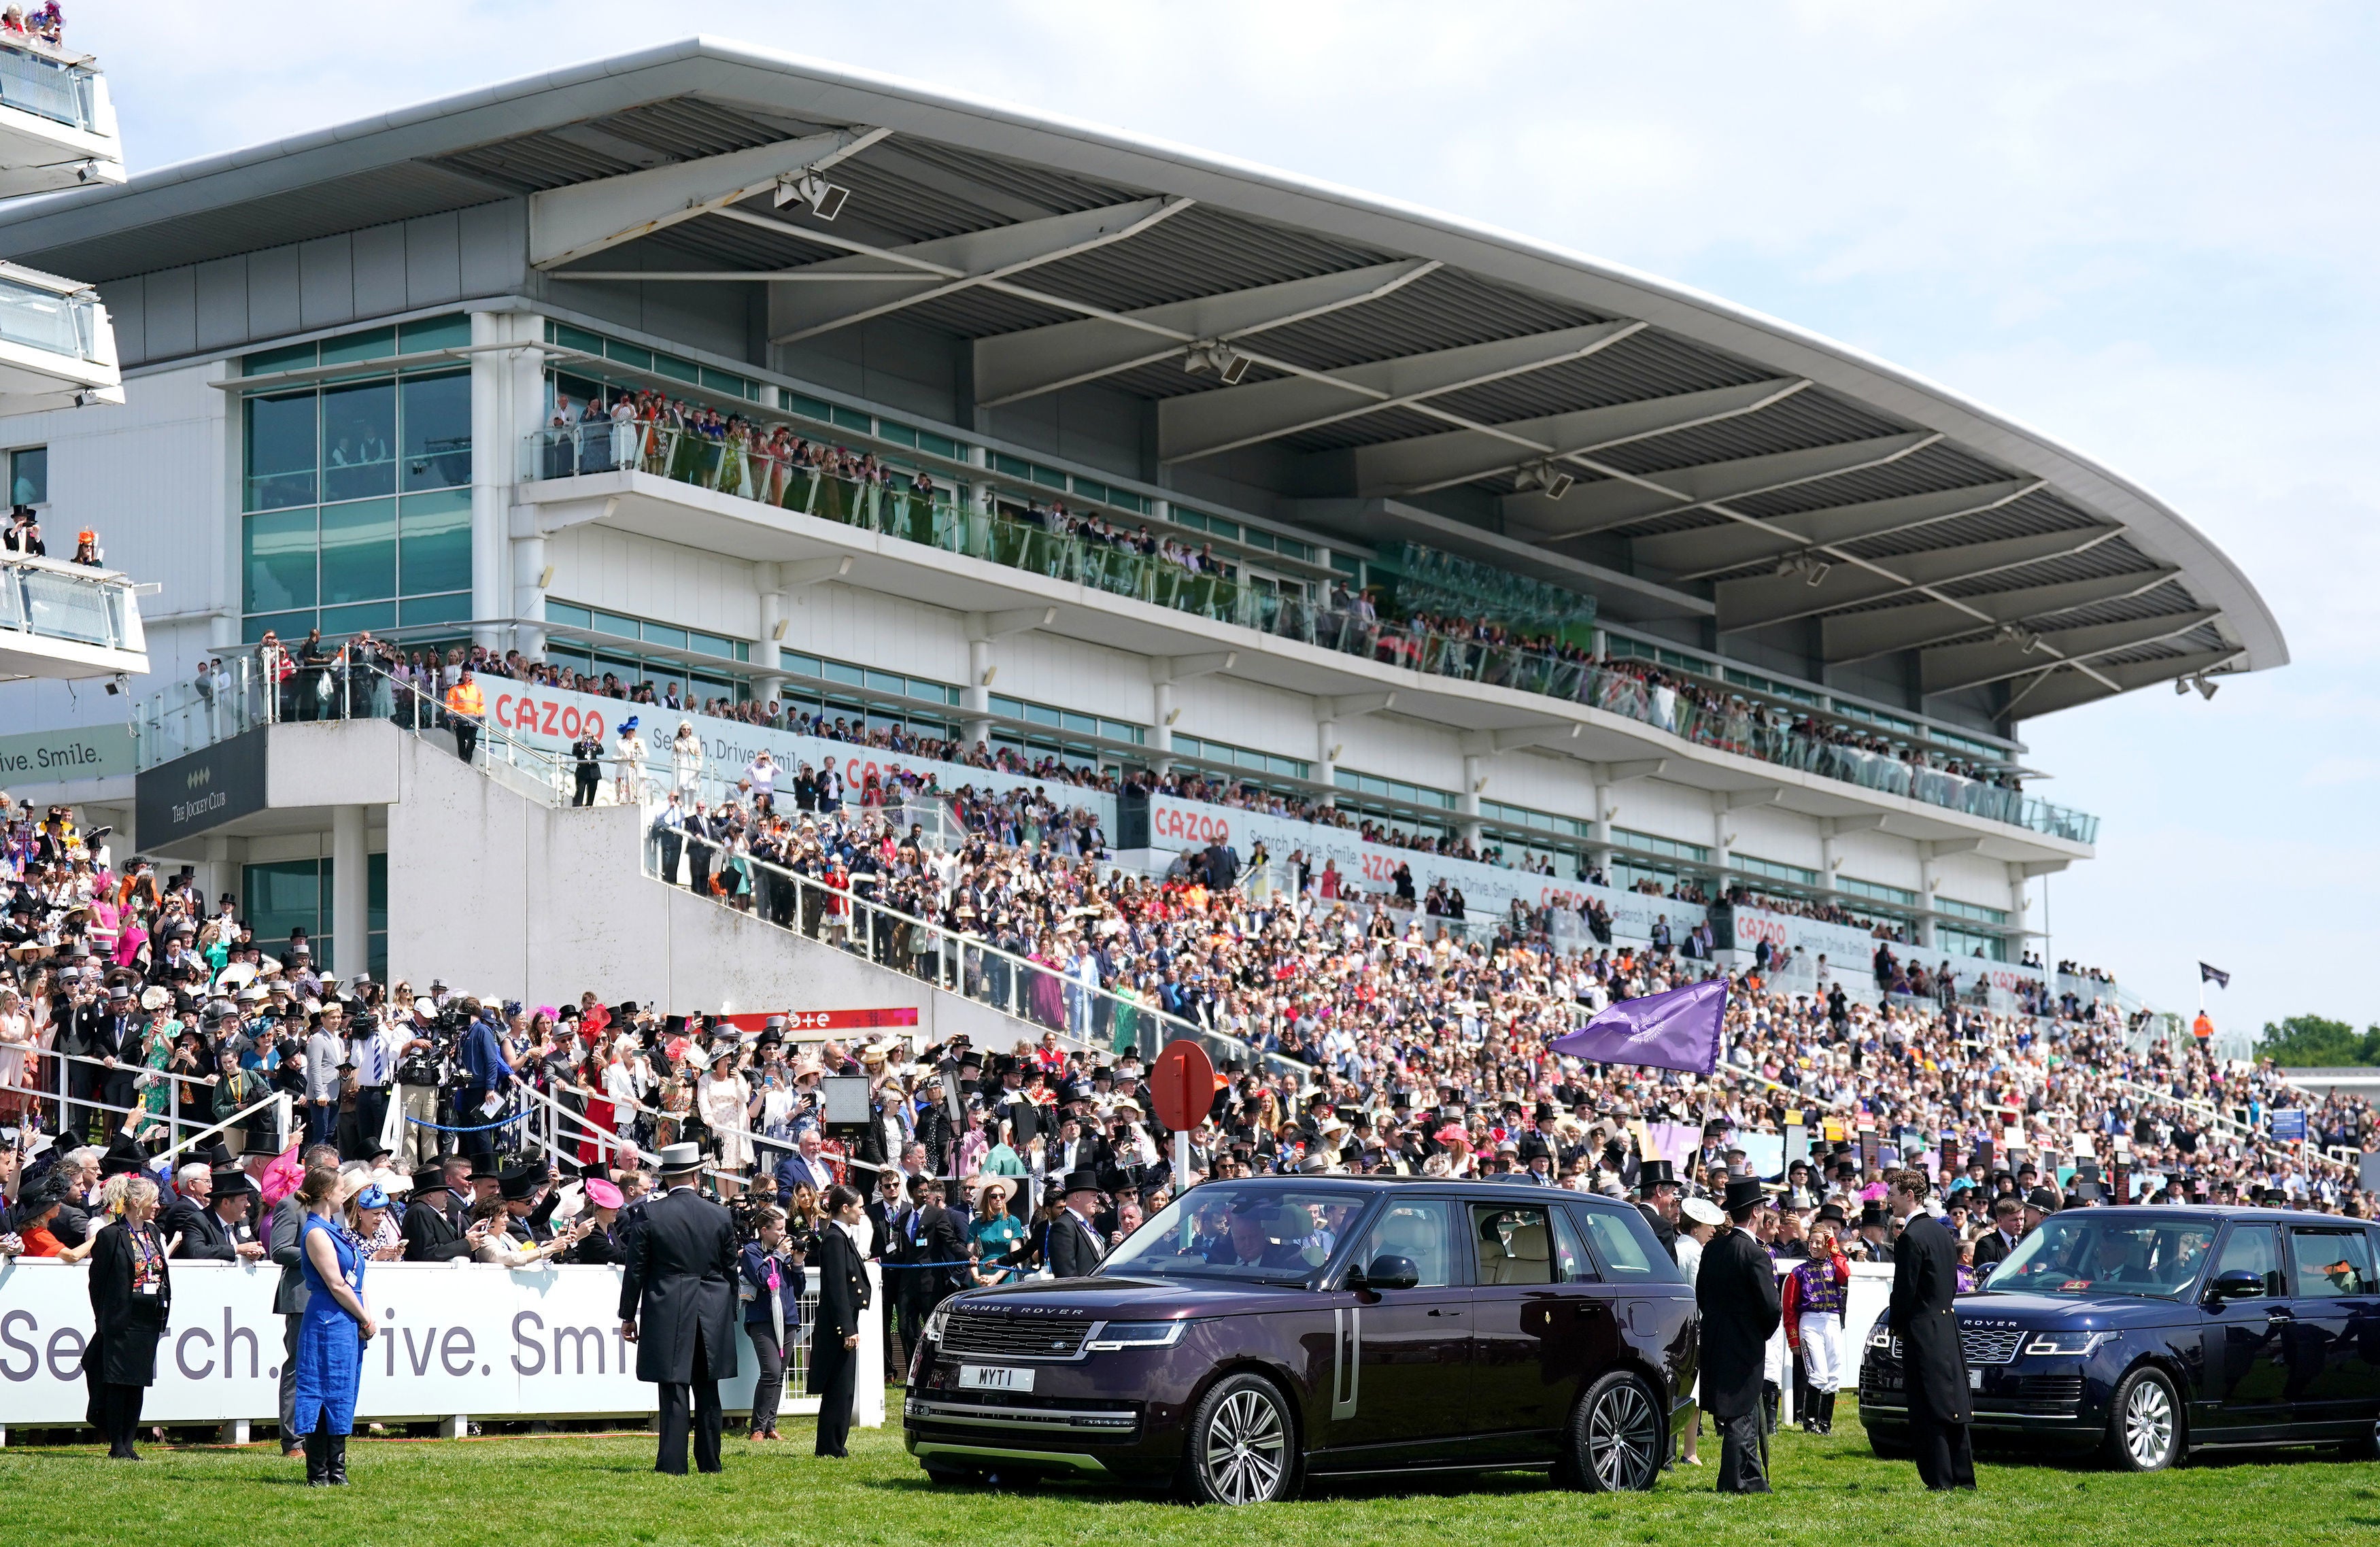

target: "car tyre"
[2105,1367,2182,1472]
[1563,1370,1666,1492]
[1178,1372,1297,1506]
[921,1463,983,1488]
[1865,1424,1911,1460]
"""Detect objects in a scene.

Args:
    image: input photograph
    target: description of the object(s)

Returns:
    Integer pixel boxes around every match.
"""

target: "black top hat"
[1721,1176,1767,1214]
[99,1131,148,1178]
[1058,1168,1102,1197]
[1637,1158,1677,1191]
[1814,1202,1847,1225]
[498,1165,539,1202]
[409,1166,449,1200]
[1859,1200,1888,1227]
[2026,1187,2060,1212]
[210,1166,258,1198]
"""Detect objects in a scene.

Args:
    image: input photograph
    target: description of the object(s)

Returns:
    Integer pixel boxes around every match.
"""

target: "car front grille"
[1985,1374,2084,1412]
[1960,1326,2024,1365]
[938,1311,1092,1360]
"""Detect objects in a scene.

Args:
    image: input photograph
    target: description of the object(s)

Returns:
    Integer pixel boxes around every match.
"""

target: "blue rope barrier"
[404,1112,535,1134]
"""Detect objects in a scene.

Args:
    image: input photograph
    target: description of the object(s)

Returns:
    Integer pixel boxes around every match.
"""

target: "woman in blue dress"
[292,1166,384,1486]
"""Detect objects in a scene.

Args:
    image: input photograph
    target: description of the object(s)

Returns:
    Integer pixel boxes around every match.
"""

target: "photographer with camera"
[393,996,445,1171]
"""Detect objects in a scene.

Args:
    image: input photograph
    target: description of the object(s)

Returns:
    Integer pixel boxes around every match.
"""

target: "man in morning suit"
[1048,1169,1108,1279]
[619,1142,739,1475]
[1887,1170,1976,1490]
[1695,1175,1783,1493]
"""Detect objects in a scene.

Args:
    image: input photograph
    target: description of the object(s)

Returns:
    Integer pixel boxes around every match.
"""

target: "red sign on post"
[1149,1039,1218,1133]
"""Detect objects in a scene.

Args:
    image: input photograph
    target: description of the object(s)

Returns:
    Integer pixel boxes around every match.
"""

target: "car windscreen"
[1102,1185,1370,1285]
[1981,1215,2218,1299]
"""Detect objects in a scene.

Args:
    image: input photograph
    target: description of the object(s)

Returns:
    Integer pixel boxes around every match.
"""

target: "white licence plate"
[959,1364,1036,1393]
[1968,1367,1982,1390]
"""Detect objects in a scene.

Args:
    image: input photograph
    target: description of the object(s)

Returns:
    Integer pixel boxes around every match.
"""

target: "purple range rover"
[903,1176,1699,1503]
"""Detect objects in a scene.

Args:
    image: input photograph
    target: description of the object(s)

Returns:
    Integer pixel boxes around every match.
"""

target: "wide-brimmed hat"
[970,1174,1018,1206]
[583,1177,624,1210]
[1680,1197,1727,1228]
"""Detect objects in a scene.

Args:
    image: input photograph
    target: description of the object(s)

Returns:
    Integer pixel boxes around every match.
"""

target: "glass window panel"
[319,498,396,605]
[590,611,636,638]
[605,342,653,371]
[549,322,605,355]
[989,696,1023,718]
[244,608,313,644]
[734,642,750,662]
[654,353,700,384]
[368,852,388,936]
[399,371,471,491]
[397,592,471,628]
[784,392,831,421]
[688,631,734,659]
[1472,1204,1556,1286]
[245,342,318,377]
[1357,1199,1453,1287]
[1060,710,1097,734]
[783,653,822,676]
[243,860,323,949]
[320,380,397,502]
[9,444,44,505]
[319,326,395,366]
[698,367,750,396]
[641,622,687,649]
[398,314,471,353]
[823,661,864,686]
[244,391,318,511]
[544,600,592,629]
[396,489,471,597]
[830,407,870,432]
[863,668,906,694]
[320,600,396,636]
[1025,703,1059,726]
[244,508,316,613]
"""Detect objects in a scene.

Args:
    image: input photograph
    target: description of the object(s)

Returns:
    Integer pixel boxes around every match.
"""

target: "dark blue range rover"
[1860,1206,2380,1469]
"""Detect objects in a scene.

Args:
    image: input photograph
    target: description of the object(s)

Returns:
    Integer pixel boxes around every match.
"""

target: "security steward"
[443,664,484,764]
[1695,1174,1782,1493]
[1886,1170,1975,1489]
[619,1142,738,1475]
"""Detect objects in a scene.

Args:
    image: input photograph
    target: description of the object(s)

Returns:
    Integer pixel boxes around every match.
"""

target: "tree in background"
[2257,1015,2380,1067]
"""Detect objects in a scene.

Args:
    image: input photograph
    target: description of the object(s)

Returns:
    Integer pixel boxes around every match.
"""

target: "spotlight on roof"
[2194,673,2218,700]
[1183,342,1249,385]
[1511,462,1576,500]
[2174,676,2191,696]
[775,171,850,220]
[1994,623,2041,653]
[1773,550,1830,587]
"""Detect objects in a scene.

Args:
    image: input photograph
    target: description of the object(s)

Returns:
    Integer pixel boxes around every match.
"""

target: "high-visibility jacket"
[445,679,485,719]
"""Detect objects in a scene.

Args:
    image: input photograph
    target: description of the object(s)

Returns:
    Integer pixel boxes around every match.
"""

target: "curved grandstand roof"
[0,37,2283,721]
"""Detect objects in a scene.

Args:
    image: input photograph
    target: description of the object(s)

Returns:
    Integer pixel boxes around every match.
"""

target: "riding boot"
[1820,1391,1837,1434]
[304,1425,330,1486]
[328,1433,349,1486]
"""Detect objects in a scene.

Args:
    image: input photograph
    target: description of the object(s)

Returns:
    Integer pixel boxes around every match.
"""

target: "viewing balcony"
[0,39,122,196]
[0,262,118,413]
[0,552,148,680]
[519,422,2096,855]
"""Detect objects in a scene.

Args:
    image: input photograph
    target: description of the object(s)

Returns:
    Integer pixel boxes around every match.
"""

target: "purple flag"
[1548,977,1728,1075]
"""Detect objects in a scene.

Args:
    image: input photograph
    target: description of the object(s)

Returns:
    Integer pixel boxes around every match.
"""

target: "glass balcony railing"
[0,271,101,360]
[1,554,143,655]
[522,420,2101,847]
[0,39,100,133]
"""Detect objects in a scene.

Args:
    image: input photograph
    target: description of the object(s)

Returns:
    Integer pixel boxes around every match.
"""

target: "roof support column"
[1460,753,1485,849]
[471,309,511,657]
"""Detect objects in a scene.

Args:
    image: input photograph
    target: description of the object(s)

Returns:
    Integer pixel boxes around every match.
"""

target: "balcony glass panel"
[0,275,97,360]
[0,44,97,131]
[321,380,397,501]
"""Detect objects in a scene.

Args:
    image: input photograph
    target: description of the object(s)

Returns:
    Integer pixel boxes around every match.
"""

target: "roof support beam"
[1321,691,1396,719]
[530,129,887,269]
[1343,379,1805,496]
[1921,611,2220,694]
[966,606,1056,641]
[1715,528,2118,632]
[1632,479,2041,579]
[1463,723,1584,755]
[1156,321,1642,463]
[765,197,1189,343]
[968,260,1434,406]
[1588,759,1667,784]
[1517,432,1941,539]
[2001,647,2243,718]
[1819,568,2181,662]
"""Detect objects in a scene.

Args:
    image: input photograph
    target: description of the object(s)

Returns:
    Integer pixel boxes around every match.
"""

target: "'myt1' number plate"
[959,1364,1035,1393]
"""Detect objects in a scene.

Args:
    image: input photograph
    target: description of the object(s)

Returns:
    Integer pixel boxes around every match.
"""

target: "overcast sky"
[70,3,2378,1041]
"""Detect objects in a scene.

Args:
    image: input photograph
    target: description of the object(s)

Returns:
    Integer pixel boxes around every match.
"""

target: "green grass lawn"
[5,1397,2377,1547]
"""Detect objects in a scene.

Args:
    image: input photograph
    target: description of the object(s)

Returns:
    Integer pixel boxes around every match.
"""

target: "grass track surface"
[7,1399,2378,1546]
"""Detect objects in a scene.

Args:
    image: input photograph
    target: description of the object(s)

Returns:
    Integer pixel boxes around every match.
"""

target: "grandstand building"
[0,40,2283,1013]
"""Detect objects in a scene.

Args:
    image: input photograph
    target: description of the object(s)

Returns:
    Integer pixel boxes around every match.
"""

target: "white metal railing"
[0,37,100,134]
[5,1046,292,1157]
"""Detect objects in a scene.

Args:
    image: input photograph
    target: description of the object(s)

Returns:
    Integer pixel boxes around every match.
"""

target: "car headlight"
[2024,1330,2107,1356]
[1085,1319,1189,1353]
[922,1303,950,1346]
[1867,1325,1893,1348]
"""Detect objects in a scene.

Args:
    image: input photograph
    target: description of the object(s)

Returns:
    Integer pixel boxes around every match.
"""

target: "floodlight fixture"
[775,171,850,220]
[1511,461,1576,500]
[1183,342,1249,384]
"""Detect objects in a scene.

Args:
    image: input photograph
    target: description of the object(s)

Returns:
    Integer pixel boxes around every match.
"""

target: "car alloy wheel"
[1193,1376,1293,1506]
[2115,1370,2179,1471]
[1569,1370,1665,1492]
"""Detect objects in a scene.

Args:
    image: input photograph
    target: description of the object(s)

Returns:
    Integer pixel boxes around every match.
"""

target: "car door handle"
[2266,1308,2295,1321]
[1428,1308,1459,1318]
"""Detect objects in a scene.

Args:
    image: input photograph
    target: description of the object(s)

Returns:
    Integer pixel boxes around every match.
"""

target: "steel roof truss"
[1920,610,2221,695]
[1820,568,2182,663]
[1716,526,2120,632]
[1636,479,2041,580]
[1519,431,1941,539]
[528,128,887,269]
[2001,647,2244,717]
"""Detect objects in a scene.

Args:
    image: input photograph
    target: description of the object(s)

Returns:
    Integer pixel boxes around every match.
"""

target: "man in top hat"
[1850,1200,1895,1263]
[619,1142,738,1476]
[1885,1170,1975,1490]
[1697,1175,1783,1492]
[167,1164,266,1261]
[401,1167,490,1262]
[1635,1157,1682,1262]
[1047,1169,1107,1278]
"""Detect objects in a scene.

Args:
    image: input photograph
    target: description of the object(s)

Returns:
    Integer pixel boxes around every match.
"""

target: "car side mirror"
[1355,1253,1419,1292]
[2206,1268,2264,1302]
